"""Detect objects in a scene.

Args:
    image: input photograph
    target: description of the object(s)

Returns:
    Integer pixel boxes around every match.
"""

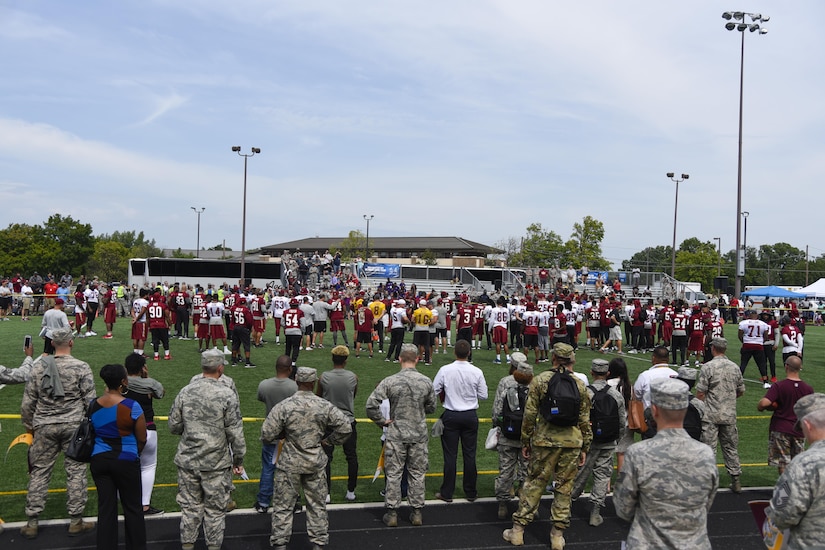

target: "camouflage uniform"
[512,369,592,531]
[0,355,34,384]
[262,390,352,548]
[571,379,626,508]
[366,367,437,511]
[614,378,719,550]
[767,439,825,549]
[696,354,745,476]
[168,376,246,549]
[21,354,95,518]
[491,375,528,502]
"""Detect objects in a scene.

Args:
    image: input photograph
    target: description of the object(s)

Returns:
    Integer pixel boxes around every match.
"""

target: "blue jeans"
[257,443,276,506]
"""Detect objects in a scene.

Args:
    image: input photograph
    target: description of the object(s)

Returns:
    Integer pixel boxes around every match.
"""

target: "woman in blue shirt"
[90,364,147,549]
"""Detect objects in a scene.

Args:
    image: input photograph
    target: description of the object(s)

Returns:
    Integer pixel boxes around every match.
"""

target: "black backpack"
[588,384,621,444]
[638,307,648,322]
[500,384,529,440]
[539,369,581,426]
[684,401,702,441]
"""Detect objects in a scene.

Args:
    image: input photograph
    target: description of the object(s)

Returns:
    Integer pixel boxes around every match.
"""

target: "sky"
[2,1,824,268]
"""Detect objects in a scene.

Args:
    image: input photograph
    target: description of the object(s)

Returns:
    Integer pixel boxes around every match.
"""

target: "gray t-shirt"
[318,368,358,423]
[257,376,298,416]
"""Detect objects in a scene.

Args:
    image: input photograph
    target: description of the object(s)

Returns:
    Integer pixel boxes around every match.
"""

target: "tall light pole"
[723,10,769,298]
[363,214,374,261]
[741,210,749,285]
[190,207,205,257]
[231,146,261,287]
[713,237,722,276]
[667,172,689,278]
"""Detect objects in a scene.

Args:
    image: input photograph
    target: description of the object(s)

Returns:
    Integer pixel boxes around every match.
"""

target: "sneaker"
[493,359,502,364]
[254,502,269,514]
[143,505,164,515]
[325,494,331,504]
[384,358,391,362]
[102,334,113,339]
[763,382,772,389]
[392,359,399,363]
[434,492,453,503]
[223,347,231,355]
[153,356,160,361]
[85,331,92,337]
[164,355,172,360]
[345,490,356,501]
[771,376,777,383]
[628,349,638,354]
[245,362,257,369]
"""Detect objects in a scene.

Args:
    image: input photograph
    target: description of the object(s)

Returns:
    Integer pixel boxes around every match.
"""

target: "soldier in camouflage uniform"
[20,327,96,539]
[365,343,437,527]
[695,337,746,492]
[168,348,246,550]
[263,367,352,550]
[571,358,626,527]
[614,378,718,549]
[492,352,532,520]
[503,342,592,550]
[767,393,825,549]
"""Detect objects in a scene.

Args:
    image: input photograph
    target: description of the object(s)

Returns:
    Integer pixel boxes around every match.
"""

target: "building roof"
[259,236,500,256]
[161,249,241,260]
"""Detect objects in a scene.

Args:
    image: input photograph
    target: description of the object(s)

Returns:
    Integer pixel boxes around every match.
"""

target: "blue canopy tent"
[740,285,805,299]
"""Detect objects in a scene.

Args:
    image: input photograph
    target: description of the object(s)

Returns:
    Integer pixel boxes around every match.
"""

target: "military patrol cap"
[51,326,74,346]
[331,345,350,357]
[591,359,609,374]
[509,352,528,366]
[650,378,689,410]
[674,366,697,382]
[794,393,825,429]
[295,367,318,383]
[201,347,228,368]
[515,362,533,376]
[552,342,575,359]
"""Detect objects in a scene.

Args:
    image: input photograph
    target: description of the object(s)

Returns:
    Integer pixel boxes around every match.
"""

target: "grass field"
[0,315,822,522]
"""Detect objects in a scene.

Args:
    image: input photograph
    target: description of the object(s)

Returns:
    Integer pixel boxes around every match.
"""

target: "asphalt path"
[2,487,770,549]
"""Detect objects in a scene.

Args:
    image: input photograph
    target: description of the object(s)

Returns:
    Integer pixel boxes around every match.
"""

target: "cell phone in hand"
[24,335,32,350]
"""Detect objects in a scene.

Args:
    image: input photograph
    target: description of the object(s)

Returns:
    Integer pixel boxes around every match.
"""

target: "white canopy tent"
[794,278,825,298]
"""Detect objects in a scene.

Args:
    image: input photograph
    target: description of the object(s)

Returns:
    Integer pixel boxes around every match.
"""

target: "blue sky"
[2,1,824,267]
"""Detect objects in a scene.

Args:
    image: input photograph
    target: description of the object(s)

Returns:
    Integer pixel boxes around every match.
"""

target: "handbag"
[65,399,97,463]
[627,397,648,434]
[484,427,499,450]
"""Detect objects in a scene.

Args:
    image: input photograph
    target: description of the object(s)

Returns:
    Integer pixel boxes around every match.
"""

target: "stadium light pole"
[742,211,749,284]
[667,172,689,278]
[232,146,261,287]
[713,237,722,276]
[190,207,205,258]
[723,10,769,298]
[363,214,374,261]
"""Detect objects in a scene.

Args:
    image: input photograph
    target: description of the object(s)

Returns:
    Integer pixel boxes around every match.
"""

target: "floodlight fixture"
[231,146,241,152]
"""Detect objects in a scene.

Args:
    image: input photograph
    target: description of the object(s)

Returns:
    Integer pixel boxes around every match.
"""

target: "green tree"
[564,215,610,270]
[509,223,565,267]
[99,230,163,258]
[0,223,46,275]
[42,214,95,275]
[208,244,233,251]
[171,248,196,259]
[87,240,130,283]
[337,230,366,261]
[674,239,718,290]
[421,249,437,266]
[621,245,672,274]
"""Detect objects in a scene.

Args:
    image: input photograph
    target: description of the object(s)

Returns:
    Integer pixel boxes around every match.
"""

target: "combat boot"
[731,475,742,494]
[589,504,603,526]
[550,526,566,550]
[502,522,524,546]
[409,508,423,526]
[68,516,95,536]
[497,501,509,520]
[20,517,38,539]
[382,510,398,527]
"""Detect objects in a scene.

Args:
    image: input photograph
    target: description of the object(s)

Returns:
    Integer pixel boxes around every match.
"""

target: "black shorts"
[413,331,429,346]
[232,326,251,352]
[523,334,538,348]
[436,327,447,337]
[357,331,372,343]
[304,325,313,336]
[313,320,327,333]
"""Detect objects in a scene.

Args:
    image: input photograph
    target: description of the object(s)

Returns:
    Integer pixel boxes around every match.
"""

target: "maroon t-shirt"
[764,378,814,436]
[354,307,374,333]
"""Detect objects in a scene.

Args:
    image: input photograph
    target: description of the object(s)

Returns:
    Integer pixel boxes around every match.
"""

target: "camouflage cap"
[51,326,74,346]
[295,367,318,383]
[674,366,698,382]
[794,393,825,429]
[509,352,528,366]
[650,378,689,410]
[552,342,575,359]
[591,359,609,374]
[331,345,350,357]
[515,361,533,377]
[201,348,228,368]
